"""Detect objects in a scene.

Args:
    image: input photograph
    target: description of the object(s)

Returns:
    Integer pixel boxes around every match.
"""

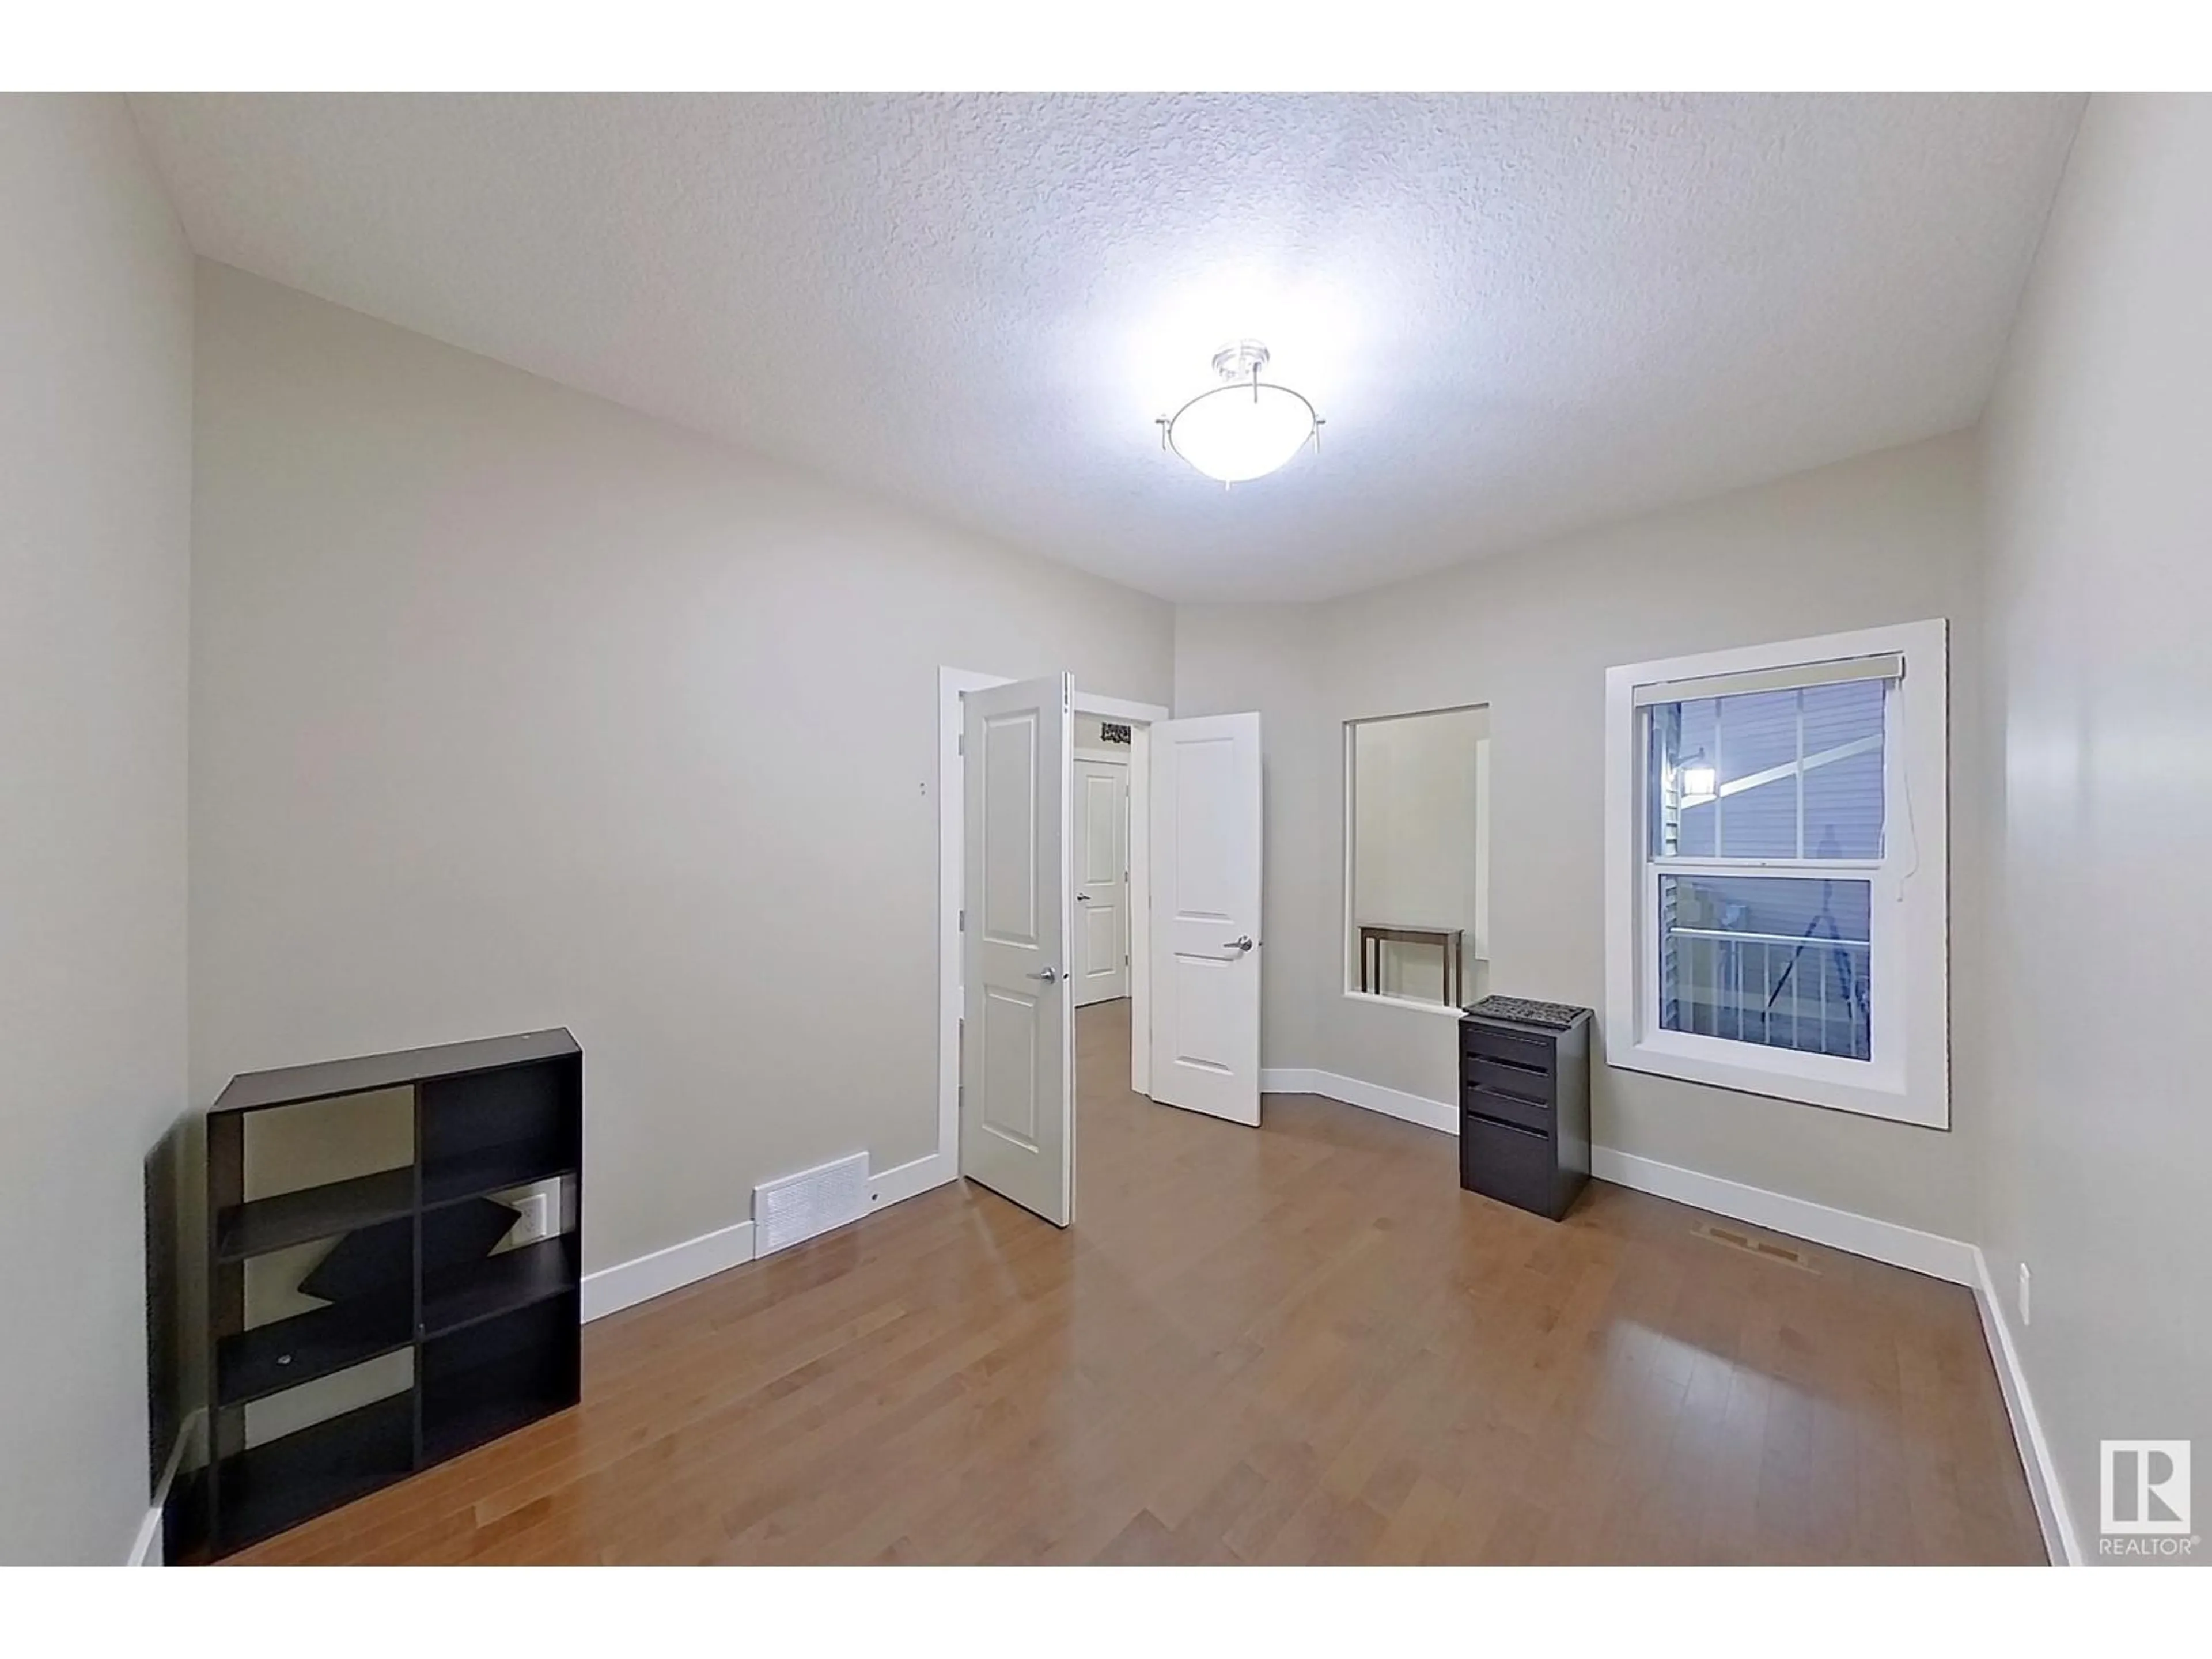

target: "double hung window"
[1603,622,1948,1127]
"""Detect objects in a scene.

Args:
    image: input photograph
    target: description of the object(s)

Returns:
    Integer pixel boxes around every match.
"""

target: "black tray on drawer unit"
[1458,1001,1592,1221]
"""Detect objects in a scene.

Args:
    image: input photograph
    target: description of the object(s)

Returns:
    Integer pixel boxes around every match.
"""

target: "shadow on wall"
[143,1108,204,1529]
[142,1122,183,1497]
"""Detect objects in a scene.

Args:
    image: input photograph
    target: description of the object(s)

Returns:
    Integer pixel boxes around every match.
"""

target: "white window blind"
[1630,650,1904,707]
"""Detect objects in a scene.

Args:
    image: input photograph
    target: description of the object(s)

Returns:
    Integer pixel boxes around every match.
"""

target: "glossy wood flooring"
[232,1000,2043,1565]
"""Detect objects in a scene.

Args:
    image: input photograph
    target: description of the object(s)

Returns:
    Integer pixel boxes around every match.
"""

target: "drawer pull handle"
[1465,1108,1546,1139]
[1470,1048,1547,1075]
[1471,1081,1548,1109]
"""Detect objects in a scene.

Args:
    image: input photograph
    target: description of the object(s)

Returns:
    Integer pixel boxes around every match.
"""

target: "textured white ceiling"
[131,92,2084,602]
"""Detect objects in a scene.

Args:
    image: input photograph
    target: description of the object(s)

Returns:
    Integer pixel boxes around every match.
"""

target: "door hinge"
[958,907,965,932]
[957,733,964,756]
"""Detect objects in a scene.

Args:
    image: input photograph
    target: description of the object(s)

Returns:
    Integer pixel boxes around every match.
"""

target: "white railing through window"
[1662,926,1872,1060]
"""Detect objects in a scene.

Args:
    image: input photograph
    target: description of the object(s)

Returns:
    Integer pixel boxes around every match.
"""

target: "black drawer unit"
[1458,999,1592,1221]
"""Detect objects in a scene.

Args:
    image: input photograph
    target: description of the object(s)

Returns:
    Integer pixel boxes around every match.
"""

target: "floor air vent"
[754,1151,871,1257]
[1691,1220,1819,1272]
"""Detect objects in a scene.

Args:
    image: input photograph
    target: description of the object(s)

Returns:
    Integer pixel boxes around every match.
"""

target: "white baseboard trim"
[582,1217,757,1322]
[129,1407,202,1565]
[1970,1246,2080,1565]
[1261,1068,1458,1135]
[581,1152,958,1324]
[870,1150,956,1210]
[1262,1068,1978,1286]
[127,1501,165,1568]
[1590,1146,1978,1286]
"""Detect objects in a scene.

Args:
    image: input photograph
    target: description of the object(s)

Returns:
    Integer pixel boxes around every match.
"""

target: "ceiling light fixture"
[1158,340,1321,484]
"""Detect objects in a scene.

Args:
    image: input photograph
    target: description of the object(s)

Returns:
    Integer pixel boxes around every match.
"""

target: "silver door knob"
[1028,967,1060,983]
[1222,935,1255,952]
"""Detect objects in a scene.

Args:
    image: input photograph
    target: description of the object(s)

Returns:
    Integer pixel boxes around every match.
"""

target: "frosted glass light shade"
[1165,380,1317,483]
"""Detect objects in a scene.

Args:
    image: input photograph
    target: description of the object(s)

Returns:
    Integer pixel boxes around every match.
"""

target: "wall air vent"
[753,1151,871,1257]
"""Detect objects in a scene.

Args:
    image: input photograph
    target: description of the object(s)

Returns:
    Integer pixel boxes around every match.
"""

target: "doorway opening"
[935,671,1167,1226]
[938,672,1266,1227]
[1073,715,1134,1011]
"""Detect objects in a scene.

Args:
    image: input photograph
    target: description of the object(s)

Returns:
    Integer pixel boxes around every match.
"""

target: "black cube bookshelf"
[182,1028,582,1560]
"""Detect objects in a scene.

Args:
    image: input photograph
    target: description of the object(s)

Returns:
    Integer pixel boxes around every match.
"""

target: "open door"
[960,675,1075,1225]
[1149,712,1263,1126]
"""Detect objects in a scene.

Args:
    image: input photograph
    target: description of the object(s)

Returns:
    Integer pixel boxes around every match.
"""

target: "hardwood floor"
[230,999,2043,1565]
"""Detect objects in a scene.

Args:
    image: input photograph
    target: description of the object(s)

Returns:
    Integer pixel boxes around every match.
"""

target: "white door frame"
[937,668,1170,1190]
[1127,721,1154,1096]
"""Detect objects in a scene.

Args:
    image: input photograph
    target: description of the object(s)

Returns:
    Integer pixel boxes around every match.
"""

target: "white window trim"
[1603,619,1949,1130]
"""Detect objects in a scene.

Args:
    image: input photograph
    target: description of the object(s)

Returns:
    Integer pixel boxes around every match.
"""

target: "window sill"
[1608,1035,1946,1130]
[1340,990,1469,1020]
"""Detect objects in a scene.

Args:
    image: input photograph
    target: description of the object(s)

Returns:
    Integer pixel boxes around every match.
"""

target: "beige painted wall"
[190,266,1175,1274]
[1173,603,1332,1078]
[1178,432,1986,1240]
[0,95,194,1563]
[1976,92,2212,1555]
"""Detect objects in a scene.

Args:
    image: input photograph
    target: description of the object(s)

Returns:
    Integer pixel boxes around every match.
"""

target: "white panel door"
[1149,713,1263,1126]
[961,675,1075,1225]
[1072,758,1130,1007]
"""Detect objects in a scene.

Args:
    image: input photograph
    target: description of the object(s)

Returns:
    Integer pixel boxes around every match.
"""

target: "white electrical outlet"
[512,1191,554,1247]
[2018,1261,2032,1327]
